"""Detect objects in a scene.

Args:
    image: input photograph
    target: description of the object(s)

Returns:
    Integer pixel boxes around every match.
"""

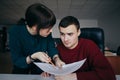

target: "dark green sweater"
[9,25,58,69]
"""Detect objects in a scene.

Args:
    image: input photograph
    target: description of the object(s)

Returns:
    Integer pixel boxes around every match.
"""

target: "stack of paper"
[34,58,86,75]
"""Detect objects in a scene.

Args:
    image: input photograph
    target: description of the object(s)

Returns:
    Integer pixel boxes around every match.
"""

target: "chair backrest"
[54,27,105,54]
[80,28,104,53]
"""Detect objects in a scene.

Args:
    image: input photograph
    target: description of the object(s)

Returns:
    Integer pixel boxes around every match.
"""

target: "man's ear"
[78,29,81,36]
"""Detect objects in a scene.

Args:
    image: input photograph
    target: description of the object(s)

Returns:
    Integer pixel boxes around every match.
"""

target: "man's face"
[59,24,80,49]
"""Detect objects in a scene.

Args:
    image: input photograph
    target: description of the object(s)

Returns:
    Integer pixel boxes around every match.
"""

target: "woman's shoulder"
[9,25,25,34]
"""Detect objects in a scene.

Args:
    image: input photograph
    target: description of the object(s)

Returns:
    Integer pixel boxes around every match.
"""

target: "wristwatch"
[29,55,35,62]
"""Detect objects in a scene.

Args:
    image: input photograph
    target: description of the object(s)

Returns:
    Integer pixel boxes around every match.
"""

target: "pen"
[49,61,55,66]
[45,51,55,66]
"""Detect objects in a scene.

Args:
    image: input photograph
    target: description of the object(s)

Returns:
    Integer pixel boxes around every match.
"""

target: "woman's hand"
[53,55,65,68]
[31,52,51,63]
[56,59,65,68]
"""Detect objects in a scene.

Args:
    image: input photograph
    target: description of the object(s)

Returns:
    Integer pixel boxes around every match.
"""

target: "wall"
[98,10,120,51]
[52,19,98,38]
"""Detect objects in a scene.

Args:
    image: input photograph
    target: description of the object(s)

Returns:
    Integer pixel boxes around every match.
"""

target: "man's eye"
[68,33,73,36]
[60,33,64,35]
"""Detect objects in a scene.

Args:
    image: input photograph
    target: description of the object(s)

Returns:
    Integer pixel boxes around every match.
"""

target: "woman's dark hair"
[18,3,56,30]
[59,16,80,30]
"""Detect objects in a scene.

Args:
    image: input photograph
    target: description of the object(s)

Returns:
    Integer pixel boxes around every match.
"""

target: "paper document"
[34,58,86,75]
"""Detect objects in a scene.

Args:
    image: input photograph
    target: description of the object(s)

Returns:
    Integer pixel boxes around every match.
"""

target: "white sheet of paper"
[34,58,86,75]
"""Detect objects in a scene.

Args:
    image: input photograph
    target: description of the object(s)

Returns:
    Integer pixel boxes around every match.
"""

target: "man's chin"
[64,44,71,48]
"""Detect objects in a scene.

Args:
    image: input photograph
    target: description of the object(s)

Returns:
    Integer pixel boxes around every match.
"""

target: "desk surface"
[0,74,120,80]
[106,56,120,75]
[0,74,54,80]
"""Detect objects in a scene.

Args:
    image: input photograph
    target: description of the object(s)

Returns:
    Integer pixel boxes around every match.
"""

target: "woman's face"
[39,27,52,37]
[27,25,52,37]
[27,25,38,35]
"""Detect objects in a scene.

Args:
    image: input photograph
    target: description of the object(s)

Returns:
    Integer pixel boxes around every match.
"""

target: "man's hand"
[54,73,77,80]
[41,72,51,77]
